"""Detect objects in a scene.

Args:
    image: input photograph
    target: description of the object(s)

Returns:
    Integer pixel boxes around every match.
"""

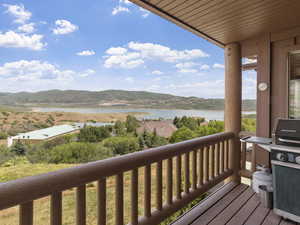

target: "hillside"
[0,90,256,111]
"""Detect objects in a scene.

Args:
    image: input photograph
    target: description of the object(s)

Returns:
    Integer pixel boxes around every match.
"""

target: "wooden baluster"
[156,161,162,211]
[97,178,106,225]
[192,150,197,190]
[241,141,247,170]
[226,139,230,170]
[176,155,182,200]
[144,165,151,217]
[51,192,62,225]
[215,143,220,177]
[204,146,209,183]
[210,145,215,180]
[76,185,86,225]
[184,152,190,194]
[20,201,33,225]
[224,140,228,170]
[167,158,173,205]
[115,173,124,225]
[220,141,224,174]
[198,148,203,186]
[131,169,138,225]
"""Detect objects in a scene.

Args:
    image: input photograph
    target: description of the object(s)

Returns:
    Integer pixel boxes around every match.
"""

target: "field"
[0,160,204,225]
[0,110,146,136]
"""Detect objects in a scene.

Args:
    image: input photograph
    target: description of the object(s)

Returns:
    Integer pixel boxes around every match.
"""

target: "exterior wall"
[240,26,300,166]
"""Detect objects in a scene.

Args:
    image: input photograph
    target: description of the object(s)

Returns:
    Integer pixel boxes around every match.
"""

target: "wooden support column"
[224,42,242,183]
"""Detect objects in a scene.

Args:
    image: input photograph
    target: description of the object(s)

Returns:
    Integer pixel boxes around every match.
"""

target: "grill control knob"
[276,153,287,162]
[296,156,300,164]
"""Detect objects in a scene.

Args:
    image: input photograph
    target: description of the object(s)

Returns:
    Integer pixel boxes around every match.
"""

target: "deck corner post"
[224,42,242,183]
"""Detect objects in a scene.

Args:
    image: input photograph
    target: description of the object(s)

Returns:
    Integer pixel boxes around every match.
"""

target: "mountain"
[0,90,256,111]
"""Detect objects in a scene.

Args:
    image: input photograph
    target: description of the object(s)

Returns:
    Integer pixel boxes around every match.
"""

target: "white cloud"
[119,0,132,5]
[213,63,224,69]
[112,6,130,15]
[175,62,198,69]
[80,69,95,77]
[139,7,150,18]
[152,70,163,75]
[76,50,95,56]
[106,47,127,55]
[17,23,35,33]
[0,31,46,50]
[52,19,78,35]
[0,60,75,81]
[104,52,144,69]
[3,4,31,24]
[125,77,134,83]
[128,42,209,62]
[200,64,210,70]
[104,42,208,69]
[178,69,198,73]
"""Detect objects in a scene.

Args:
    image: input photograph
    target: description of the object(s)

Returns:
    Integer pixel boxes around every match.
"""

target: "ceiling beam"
[130,0,225,48]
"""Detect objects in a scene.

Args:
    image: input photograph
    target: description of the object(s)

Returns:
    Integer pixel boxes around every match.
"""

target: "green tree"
[114,120,126,136]
[11,141,27,155]
[78,126,111,142]
[103,136,140,155]
[170,127,195,143]
[125,115,139,133]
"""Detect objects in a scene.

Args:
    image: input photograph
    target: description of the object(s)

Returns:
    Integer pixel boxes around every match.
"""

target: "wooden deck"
[172,182,299,225]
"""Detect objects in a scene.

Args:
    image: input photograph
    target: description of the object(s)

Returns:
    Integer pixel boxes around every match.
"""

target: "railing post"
[225,42,242,183]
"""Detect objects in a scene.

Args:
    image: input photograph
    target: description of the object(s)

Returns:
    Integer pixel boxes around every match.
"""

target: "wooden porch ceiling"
[130,0,300,48]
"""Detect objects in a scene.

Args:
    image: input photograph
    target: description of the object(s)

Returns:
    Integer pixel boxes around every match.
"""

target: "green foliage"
[0,131,8,139]
[242,118,256,132]
[27,142,113,164]
[114,120,127,136]
[78,126,111,142]
[11,141,27,155]
[170,127,195,143]
[103,136,140,155]
[0,145,15,165]
[173,116,205,130]
[125,115,139,133]
[139,129,168,149]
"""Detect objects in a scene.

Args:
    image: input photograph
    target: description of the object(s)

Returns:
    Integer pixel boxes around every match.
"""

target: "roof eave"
[130,0,225,48]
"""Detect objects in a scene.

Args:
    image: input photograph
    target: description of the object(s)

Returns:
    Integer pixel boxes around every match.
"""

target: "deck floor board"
[173,183,297,225]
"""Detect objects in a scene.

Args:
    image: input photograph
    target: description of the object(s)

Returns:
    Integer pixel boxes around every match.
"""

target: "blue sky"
[0,0,256,98]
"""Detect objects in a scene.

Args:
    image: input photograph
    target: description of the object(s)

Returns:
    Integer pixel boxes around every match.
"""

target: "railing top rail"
[0,131,234,210]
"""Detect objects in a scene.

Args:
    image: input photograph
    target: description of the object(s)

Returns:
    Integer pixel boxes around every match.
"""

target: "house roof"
[137,120,177,138]
[14,124,79,140]
[131,0,300,47]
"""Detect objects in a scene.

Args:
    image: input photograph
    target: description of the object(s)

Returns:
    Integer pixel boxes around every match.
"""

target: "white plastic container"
[252,166,273,193]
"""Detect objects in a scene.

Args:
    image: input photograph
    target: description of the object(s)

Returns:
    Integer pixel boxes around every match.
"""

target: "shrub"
[170,127,195,143]
[0,131,8,139]
[78,126,111,142]
[0,145,15,165]
[50,142,112,163]
[11,142,27,155]
[103,136,140,155]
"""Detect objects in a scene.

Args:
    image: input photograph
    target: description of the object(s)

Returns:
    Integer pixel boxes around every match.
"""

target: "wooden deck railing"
[0,132,235,225]
[239,131,256,179]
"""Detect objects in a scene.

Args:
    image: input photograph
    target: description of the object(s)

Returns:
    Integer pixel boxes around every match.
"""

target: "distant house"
[7,124,80,147]
[74,122,114,129]
[136,120,177,138]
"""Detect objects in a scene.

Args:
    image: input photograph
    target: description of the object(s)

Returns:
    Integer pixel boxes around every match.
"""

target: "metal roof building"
[13,124,79,141]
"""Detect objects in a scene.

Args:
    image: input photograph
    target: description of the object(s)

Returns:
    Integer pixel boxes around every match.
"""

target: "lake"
[34,107,256,121]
